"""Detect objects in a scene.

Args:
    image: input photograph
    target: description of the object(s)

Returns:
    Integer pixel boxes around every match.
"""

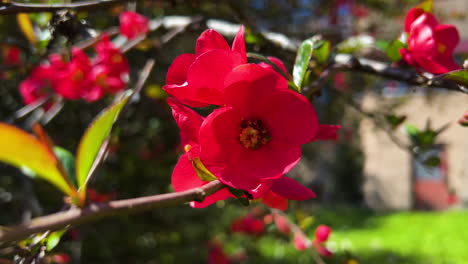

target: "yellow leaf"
[0,123,73,195]
[191,157,217,182]
[17,13,37,44]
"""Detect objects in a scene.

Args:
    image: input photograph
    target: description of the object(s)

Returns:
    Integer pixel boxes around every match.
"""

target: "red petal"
[262,191,288,210]
[195,29,230,56]
[258,90,319,146]
[167,98,204,146]
[315,225,331,243]
[270,176,316,200]
[186,50,243,105]
[404,8,425,33]
[434,24,460,53]
[190,188,231,208]
[172,153,204,192]
[314,242,333,257]
[172,153,229,208]
[166,53,196,85]
[199,107,243,168]
[248,180,273,199]
[231,25,247,63]
[224,64,288,116]
[294,234,308,251]
[218,168,263,191]
[316,124,341,141]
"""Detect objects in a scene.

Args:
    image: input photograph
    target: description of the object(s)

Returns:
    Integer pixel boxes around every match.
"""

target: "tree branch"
[0,180,225,243]
[0,0,132,15]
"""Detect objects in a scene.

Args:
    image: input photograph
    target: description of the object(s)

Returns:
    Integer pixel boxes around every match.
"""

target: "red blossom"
[119,11,149,39]
[95,35,129,77]
[3,45,21,66]
[208,243,230,264]
[400,8,461,74]
[163,26,246,107]
[293,234,307,251]
[313,225,333,257]
[51,253,71,264]
[274,214,291,235]
[19,65,54,105]
[199,64,319,190]
[230,215,265,236]
[87,188,117,203]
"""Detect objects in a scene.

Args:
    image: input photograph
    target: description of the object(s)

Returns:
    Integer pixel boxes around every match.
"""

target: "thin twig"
[0,0,131,15]
[0,180,225,243]
[271,209,327,264]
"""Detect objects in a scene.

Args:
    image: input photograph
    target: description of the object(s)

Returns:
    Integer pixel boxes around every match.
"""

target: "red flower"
[52,253,71,264]
[313,225,333,257]
[230,215,265,236]
[257,176,316,210]
[208,241,230,264]
[274,214,291,235]
[87,188,116,203]
[19,65,53,105]
[168,98,232,208]
[199,64,319,190]
[119,11,149,39]
[95,35,129,77]
[3,45,21,66]
[400,8,461,74]
[163,26,246,107]
[293,234,307,251]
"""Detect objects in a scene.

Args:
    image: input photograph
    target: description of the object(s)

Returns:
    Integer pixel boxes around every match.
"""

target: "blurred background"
[1,0,468,263]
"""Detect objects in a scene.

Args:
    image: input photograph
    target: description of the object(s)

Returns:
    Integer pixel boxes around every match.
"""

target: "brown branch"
[0,0,132,15]
[271,209,327,264]
[0,180,225,243]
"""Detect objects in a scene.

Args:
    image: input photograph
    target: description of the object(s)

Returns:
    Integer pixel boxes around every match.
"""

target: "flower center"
[239,119,271,150]
[437,43,446,54]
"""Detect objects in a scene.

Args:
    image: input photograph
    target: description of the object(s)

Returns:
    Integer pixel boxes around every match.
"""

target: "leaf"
[438,70,468,87]
[75,92,131,196]
[17,13,37,44]
[191,157,217,182]
[386,39,405,62]
[46,229,66,251]
[293,39,316,90]
[404,124,420,138]
[423,156,440,167]
[385,114,406,129]
[336,35,374,54]
[54,147,77,187]
[417,0,433,12]
[314,40,330,65]
[0,123,73,195]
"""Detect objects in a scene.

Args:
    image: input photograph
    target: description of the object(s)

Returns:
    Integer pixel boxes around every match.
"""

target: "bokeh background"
[1,0,468,263]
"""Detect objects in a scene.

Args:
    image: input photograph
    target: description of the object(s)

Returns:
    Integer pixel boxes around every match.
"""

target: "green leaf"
[336,35,374,54]
[293,39,317,90]
[439,70,468,87]
[386,39,405,62]
[227,186,245,198]
[0,123,73,196]
[46,229,66,251]
[417,0,433,12]
[385,114,406,129]
[404,124,420,138]
[423,156,440,167]
[54,147,77,187]
[75,92,131,196]
[191,157,217,182]
[314,40,330,65]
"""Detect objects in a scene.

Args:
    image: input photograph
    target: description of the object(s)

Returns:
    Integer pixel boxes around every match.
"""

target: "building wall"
[360,92,468,210]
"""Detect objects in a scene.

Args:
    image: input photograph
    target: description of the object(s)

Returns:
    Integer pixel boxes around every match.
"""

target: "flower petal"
[262,191,288,210]
[434,24,460,54]
[231,25,247,63]
[186,50,244,105]
[315,124,341,141]
[270,176,316,200]
[167,98,204,146]
[166,53,196,85]
[404,8,425,33]
[199,107,243,168]
[190,188,231,208]
[258,90,319,146]
[195,29,230,56]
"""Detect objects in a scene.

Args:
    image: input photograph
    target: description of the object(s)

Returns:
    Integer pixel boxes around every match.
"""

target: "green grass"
[326,209,468,264]
[223,207,468,264]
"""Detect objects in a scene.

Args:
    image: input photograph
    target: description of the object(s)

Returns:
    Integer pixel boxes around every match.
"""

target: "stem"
[0,180,225,243]
[0,0,132,15]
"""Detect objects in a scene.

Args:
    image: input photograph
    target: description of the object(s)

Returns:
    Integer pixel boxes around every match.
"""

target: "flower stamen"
[239,119,271,150]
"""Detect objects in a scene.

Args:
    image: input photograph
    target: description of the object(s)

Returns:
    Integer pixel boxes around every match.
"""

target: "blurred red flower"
[119,11,149,39]
[400,8,461,74]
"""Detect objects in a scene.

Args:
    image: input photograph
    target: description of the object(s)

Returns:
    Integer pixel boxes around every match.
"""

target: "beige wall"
[360,92,468,210]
